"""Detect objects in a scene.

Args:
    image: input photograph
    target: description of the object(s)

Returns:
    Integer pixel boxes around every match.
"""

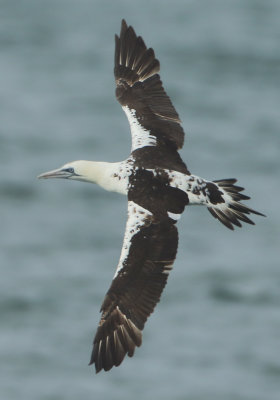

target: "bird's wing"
[89,169,189,373]
[114,19,185,153]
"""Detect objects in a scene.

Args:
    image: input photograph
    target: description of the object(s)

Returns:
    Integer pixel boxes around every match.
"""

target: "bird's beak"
[37,168,71,180]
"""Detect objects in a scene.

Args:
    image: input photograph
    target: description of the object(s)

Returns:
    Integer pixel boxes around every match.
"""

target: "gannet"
[38,20,264,373]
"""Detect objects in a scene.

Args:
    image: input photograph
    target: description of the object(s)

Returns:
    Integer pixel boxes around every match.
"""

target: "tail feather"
[207,179,265,230]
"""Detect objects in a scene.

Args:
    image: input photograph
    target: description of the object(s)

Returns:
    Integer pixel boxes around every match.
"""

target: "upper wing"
[114,19,185,152]
[89,169,189,373]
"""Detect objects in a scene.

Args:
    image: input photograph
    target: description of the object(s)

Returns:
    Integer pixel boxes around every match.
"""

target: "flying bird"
[38,20,264,373]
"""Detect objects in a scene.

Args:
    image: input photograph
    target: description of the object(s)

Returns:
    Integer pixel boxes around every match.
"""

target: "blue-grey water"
[1,1,279,399]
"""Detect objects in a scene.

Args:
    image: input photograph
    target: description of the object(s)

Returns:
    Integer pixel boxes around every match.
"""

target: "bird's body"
[38,20,264,373]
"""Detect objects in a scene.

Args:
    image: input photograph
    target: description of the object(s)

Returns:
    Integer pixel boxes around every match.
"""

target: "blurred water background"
[1,0,279,399]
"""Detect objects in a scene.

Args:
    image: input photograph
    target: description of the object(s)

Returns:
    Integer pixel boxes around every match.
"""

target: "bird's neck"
[81,161,128,195]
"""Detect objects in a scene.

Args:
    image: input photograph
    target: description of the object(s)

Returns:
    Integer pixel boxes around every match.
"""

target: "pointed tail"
[207,178,265,230]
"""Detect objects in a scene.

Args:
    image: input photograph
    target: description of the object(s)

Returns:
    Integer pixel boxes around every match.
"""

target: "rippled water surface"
[1,1,280,399]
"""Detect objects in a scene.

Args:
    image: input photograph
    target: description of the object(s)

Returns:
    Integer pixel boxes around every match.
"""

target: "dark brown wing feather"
[89,215,178,373]
[115,19,185,150]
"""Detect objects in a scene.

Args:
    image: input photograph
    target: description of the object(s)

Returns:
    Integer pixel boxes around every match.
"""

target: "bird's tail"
[206,178,265,230]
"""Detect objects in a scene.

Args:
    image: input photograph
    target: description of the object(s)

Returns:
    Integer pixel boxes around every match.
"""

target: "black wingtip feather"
[90,307,143,373]
[208,178,265,229]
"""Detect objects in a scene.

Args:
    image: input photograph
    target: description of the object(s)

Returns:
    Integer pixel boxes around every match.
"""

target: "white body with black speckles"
[166,171,232,207]
[163,171,213,205]
[147,169,231,206]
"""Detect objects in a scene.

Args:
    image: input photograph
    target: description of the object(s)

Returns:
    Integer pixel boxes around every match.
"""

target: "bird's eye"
[64,167,74,173]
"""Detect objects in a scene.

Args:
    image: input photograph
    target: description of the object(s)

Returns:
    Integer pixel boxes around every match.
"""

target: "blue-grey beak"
[37,168,72,179]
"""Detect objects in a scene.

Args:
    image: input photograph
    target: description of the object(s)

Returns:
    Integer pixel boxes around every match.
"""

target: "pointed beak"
[37,168,71,180]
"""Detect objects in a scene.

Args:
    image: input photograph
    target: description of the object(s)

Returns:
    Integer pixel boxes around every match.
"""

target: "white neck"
[75,160,129,195]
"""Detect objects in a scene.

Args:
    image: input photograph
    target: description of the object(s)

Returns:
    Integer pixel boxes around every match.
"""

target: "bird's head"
[37,160,96,183]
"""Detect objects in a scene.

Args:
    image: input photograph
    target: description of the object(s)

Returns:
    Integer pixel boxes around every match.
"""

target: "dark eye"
[64,167,74,173]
